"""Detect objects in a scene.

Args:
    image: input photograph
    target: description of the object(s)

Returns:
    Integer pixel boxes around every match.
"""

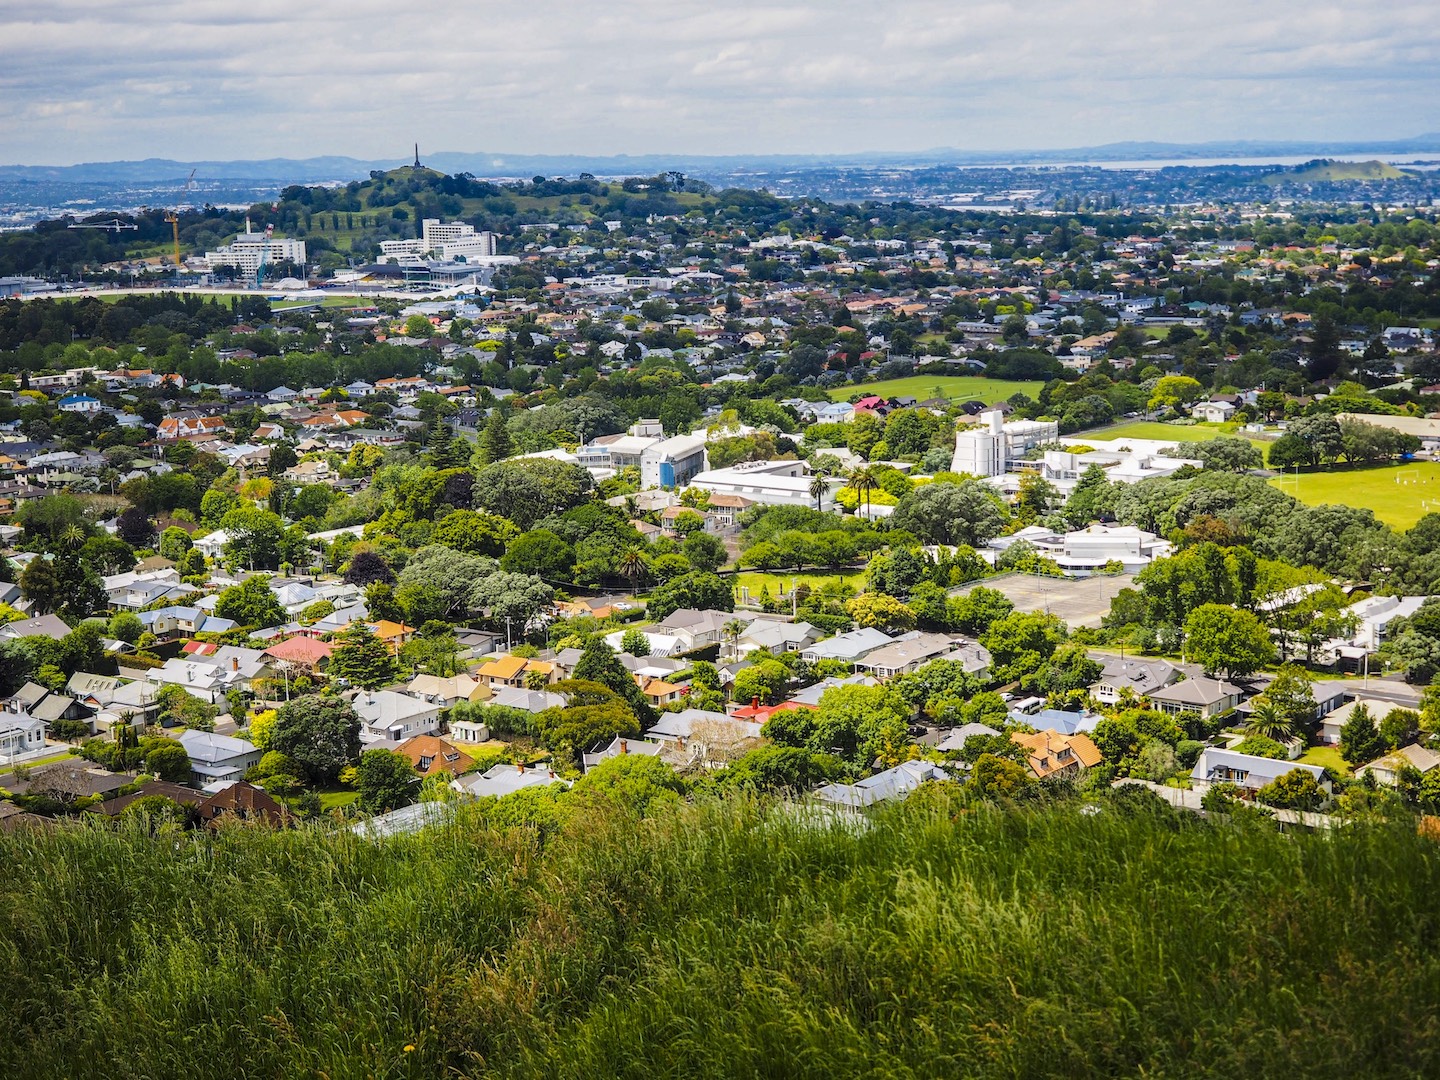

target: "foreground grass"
[826,375,1045,404]
[2,793,1440,1078]
[1268,460,1440,529]
[732,569,865,603]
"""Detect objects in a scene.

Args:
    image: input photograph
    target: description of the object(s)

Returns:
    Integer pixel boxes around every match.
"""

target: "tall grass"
[2,792,1439,1078]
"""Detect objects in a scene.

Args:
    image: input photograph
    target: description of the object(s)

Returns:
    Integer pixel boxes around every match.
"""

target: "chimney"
[677,736,687,750]
[232,657,239,672]
[516,762,525,774]
[750,696,760,708]
[547,769,555,779]
[619,739,628,754]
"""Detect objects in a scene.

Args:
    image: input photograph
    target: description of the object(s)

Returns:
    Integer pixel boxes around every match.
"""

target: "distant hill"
[1261,158,1410,185]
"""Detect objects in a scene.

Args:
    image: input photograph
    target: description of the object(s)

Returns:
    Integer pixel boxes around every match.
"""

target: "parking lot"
[951,572,1135,629]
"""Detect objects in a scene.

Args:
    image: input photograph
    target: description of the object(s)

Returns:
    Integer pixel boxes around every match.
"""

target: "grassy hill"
[3,792,1440,1078]
[1262,158,1409,185]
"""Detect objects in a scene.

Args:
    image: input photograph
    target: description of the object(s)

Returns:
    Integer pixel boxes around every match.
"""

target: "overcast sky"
[5,0,1439,165]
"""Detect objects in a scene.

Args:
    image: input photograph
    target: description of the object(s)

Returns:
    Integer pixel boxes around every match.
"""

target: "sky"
[4,0,1440,165]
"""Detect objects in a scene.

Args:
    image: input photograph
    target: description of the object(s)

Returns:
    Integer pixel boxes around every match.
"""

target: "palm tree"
[722,618,746,661]
[808,473,829,511]
[1246,698,1294,742]
[618,546,648,593]
[848,466,878,520]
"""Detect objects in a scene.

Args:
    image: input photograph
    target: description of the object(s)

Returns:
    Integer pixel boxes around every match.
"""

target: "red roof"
[263,637,335,666]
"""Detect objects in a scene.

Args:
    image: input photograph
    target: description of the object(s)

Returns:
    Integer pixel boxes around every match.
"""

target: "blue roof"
[1016,708,1097,736]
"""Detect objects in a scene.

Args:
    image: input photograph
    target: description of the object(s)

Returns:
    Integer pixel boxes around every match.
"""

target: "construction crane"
[164,212,182,267]
[66,219,138,233]
[163,171,197,269]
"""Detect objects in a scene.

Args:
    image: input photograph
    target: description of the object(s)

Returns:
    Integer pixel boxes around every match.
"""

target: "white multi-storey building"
[952,409,1059,477]
[204,224,306,276]
[379,220,498,263]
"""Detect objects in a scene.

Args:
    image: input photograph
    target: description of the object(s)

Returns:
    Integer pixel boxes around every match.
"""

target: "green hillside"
[3,793,1439,1078]
[1262,158,1409,185]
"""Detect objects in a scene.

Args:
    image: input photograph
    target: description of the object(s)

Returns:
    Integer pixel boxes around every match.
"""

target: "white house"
[353,690,441,745]
[1190,748,1330,800]
[177,729,263,786]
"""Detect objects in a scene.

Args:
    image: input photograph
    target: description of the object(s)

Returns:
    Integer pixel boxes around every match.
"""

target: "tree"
[214,576,286,629]
[343,549,394,586]
[143,740,192,783]
[1182,604,1274,678]
[844,593,917,634]
[329,625,397,689]
[472,458,592,531]
[620,628,651,657]
[981,611,1066,682]
[1256,768,1325,811]
[1147,375,1204,412]
[734,660,791,707]
[398,546,495,618]
[571,638,654,722]
[1244,699,1294,743]
[158,526,194,562]
[108,611,144,645]
[681,530,727,574]
[1339,704,1386,766]
[971,753,1032,799]
[354,748,417,813]
[501,529,575,580]
[646,571,733,621]
[477,408,513,467]
[115,506,154,548]
[723,744,836,793]
[19,557,63,615]
[570,753,685,816]
[847,466,879,517]
[891,481,1008,546]
[1261,664,1317,731]
[270,695,361,784]
[431,510,518,558]
[808,683,912,769]
[218,506,285,570]
[1178,436,1263,473]
[470,571,554,636]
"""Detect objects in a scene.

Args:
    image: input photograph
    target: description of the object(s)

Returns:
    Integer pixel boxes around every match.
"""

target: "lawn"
[316,789,359,810]
[827,375,1045,405]
[1297,744,1350,778]
[732,569,865,606]
[1079,420,1244,443]
[1268,461,1440,529]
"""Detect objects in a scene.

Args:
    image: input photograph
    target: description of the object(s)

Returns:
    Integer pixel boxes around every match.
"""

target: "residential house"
[800,627,895,666]
[1190,748,1330,799]
[1012,730,1103,779]
[934,723,1002,753]
[581,735,668,771]
[0,712,46,761]
[395,733,474,778]
[263,635,334,673]
[1318,696,1411,746]
[197,781,291,826]
[853,633,969,678]
[1356,743,1440,786]
[1147,676,1243,720]
[156,415,227,441]
[814,760,949,809]
[353,690,441,745]
[453,762,570,798]
[475,655,555,690]
[177,729,263,786]
[737,619,822,656]
[405,673,490,708]
[1090,658,1180,706]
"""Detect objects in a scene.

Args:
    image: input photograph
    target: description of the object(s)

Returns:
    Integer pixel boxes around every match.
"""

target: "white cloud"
[2,0,1438,164]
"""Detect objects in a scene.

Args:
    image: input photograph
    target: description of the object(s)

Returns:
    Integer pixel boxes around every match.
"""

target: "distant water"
[963,155,1440,171]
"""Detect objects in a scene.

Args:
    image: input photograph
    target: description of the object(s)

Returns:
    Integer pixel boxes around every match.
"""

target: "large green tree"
[270,695,361,784]
[1183,604,1274,678]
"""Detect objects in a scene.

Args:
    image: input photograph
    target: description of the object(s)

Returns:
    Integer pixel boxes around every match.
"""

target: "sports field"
[828,375,1045,404]
[1269,461,1440,529]
[731,569,865,606]
[1082,420,1241,443]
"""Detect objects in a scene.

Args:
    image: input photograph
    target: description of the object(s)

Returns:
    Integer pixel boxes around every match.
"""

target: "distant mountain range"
[5,135,1440,186]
